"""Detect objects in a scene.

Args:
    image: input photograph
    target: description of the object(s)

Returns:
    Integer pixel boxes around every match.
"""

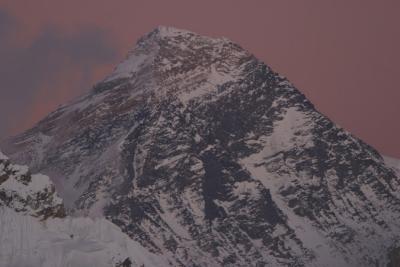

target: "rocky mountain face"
[2,26,400,266]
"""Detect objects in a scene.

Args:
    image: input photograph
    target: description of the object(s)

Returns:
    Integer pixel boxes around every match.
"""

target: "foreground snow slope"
[0,207,166,267]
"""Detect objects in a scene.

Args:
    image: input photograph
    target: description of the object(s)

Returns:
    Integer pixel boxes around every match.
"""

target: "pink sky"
[0,0,399,157]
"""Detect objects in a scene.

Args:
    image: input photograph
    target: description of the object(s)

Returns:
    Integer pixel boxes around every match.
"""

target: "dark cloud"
[0,9,14,37]
[0,8,117,139]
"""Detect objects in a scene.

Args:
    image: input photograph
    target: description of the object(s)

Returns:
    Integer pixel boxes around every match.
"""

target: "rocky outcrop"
[0,151,65,219]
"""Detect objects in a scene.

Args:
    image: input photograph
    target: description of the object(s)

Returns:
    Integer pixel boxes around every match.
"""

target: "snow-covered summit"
[152,25,197,38]
[104,25,244,85]
[143,25,229,44]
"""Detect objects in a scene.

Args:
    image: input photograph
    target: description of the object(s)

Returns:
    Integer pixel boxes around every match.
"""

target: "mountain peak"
[152,25,195,38]
[4,27,400,267]
[145,25,230,42]
[103,26,250,89]
[135,25,232,51]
